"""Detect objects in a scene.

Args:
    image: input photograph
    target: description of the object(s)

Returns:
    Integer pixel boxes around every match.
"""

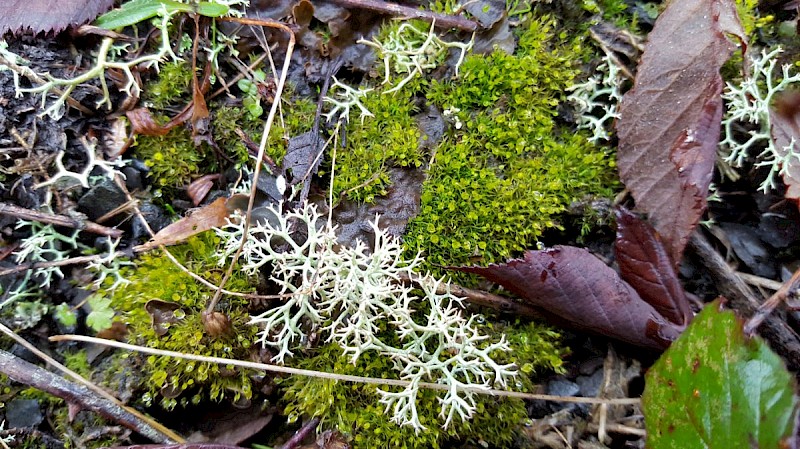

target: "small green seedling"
[237,69,267,118]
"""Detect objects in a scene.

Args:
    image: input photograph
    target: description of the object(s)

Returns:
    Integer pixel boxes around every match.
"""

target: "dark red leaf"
[615,207,692,327]
[770,91,800,203]
[455,246,682,349]
[1,0,114,34]
[616,0,746,264]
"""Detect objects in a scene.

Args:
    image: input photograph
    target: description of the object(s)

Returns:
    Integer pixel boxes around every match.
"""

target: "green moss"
[402,17,617,275]
[282,320,565,448]
[212,92,318,169]
[144,60,193,109]
[63,349,92,378]
[134,125,212,190]
[333,81,424,202]
[102,232,259,409]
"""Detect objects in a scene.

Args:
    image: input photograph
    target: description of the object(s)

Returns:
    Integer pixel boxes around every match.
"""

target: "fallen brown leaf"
[137,197,231,251]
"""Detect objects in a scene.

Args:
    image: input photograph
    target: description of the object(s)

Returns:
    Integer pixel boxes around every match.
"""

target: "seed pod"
[202,311,232,338]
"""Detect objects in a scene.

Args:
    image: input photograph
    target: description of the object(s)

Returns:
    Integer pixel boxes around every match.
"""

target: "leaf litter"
[5,0,800,447]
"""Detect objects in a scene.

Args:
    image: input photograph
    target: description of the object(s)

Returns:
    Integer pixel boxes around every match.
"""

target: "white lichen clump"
[214,202,516,431]
[359,21,473,94]
[566,53,624,143]
[323,77,374,124]
[720,47,800,192]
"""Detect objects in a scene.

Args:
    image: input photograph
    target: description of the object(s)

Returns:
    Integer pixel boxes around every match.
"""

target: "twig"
[326,0,478,32]
[278,417,321,449]
[50,334,642,406]
[745,266,800,335]
[737,271,784,291]
[0,202,122,238]
[689,232,800,372]
[587,423,646,437]
[397,272,543,318]
[0,253,117,278]
[0,323,183,443]
[207,16,295,314]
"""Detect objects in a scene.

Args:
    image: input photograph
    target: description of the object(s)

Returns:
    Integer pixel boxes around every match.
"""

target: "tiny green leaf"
[643,299,799,449]
[54,303,78,328]
[86,295,115,332]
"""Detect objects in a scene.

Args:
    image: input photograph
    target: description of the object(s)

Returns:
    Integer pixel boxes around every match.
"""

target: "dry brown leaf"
[126,108,172,136]
[187,174,222,206]
[137,197,231,251]
[616,0,746,263]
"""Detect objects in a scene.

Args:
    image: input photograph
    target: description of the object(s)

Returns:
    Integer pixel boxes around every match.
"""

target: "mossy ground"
[282,322,567,449]
[64,6,618,447]
[99,232,260,409]
[331,16,618,279]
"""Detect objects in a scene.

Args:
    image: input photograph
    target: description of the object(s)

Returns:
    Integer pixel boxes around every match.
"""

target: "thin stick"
[0,202,123,238]
[398,272,543,318]
[50,334,642,406]
[326,0,478,32]
[737,271,783,291]
[278,417,321,449]
[0,253,116,277]
[745,266,800,335]
[207,17,295,314]
[0,323,183,443]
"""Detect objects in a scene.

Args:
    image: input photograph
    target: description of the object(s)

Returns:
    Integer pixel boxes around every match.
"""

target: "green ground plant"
[99,232,259,409]
[403,16,618,272]
[282,322,566,449]
[331,17,617,278]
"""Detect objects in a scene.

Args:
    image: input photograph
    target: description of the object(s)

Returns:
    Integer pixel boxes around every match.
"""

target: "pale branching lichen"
[214,202,517,431]
[86,236,134,291]
[567,52,624,143]
[359,20,473,93]
[17,8,180,119]
[12,220,81,289]
[323,77,374,124]
[34,138,125,190]
[720,47,800,192]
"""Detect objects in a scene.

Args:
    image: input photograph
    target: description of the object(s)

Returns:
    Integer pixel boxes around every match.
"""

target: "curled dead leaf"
[187,174,223,206]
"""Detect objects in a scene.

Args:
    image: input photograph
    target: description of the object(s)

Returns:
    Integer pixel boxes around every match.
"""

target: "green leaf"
[643,299,799,449]
[86,295,115,332]
[95,0,228,30]
[54,303,77,327]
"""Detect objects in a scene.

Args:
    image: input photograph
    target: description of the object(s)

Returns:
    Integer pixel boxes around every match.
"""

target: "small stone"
[78,179,127,221]
[5,398,43,428]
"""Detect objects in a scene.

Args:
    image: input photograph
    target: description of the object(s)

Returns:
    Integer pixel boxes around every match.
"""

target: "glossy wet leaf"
[616,0,745,263]
[643,299,799,449]
[95,0,228,30]
[615,207,692,327]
